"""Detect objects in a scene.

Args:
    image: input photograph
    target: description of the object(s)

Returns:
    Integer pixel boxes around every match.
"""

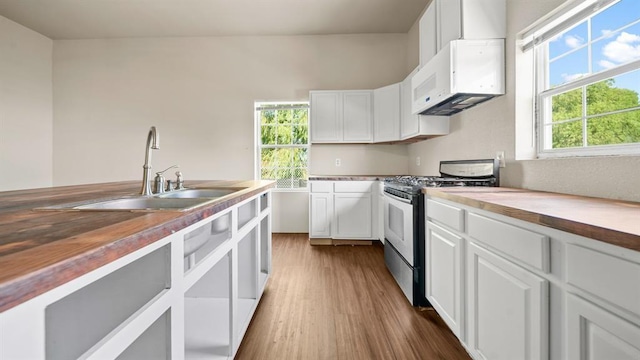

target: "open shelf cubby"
[238,199,257,230]
[259,215,270,290]
[184,212,232,273]
[117,310,171,360]
[237,228,257,335]
[184,251,231,360]
[45,244,171,360]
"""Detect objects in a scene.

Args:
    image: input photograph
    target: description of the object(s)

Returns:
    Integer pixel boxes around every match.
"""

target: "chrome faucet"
[140,126,160,195]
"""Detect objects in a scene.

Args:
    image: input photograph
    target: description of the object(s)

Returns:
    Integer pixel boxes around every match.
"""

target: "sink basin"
[37,196,216,212]
[158,188,244,199]
[73,197,213,211]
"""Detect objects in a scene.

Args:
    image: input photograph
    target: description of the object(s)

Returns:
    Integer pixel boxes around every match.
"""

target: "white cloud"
[565,35,585,49]
[562,73,588,82]
[601,31,640,64]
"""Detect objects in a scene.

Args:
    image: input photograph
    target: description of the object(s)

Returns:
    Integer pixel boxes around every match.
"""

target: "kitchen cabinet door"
[419,0,437,67]
[310,193,333,238]
[343,91,373,142]
[567,294,640,360]
[437,0,506,50]
[373,83,400,143]
[333,193,372,239]
[425,221,464,339]
[467,241,549,360]
[310,92,342,142]
[400,69,419,138]
[436,0,462,50]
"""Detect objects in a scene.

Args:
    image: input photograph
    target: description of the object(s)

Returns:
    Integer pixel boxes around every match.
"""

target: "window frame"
[254,101,310,192]
[531,0,640,158]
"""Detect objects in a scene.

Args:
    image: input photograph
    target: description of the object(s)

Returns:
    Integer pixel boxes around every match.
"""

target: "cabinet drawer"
[468,213,549,272]
[566,243,640,317]
[333,181,372,193]
[310,181,333,193]
[426,199,465,232]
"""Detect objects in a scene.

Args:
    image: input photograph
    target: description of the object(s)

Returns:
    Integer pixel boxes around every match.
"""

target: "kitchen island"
[0,179,274,359]
[422,187,640,360]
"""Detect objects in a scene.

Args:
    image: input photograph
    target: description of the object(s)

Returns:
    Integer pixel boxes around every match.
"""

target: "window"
[256,102,309,189]
[529,0,640,156]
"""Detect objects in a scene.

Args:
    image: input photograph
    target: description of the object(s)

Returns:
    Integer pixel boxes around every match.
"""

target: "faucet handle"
[156,164,179,176]
[175,171,185,190]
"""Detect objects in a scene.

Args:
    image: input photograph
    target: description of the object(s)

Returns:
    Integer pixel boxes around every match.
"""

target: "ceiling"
[0,0,429,39]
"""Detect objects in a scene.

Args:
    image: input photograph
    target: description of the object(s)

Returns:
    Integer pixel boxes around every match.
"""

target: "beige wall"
[407,0,640,202]
[0,16,53,191]
[52,34,409,231]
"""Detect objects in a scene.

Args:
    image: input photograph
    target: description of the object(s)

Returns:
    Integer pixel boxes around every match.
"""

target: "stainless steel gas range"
[383,159,499,306]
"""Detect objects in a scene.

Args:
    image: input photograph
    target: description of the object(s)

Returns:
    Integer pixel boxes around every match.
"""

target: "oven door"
[383,191,415,266]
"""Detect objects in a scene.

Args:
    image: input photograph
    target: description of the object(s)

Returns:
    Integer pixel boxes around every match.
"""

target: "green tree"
[259,107,309,188]
[551,79,640,148]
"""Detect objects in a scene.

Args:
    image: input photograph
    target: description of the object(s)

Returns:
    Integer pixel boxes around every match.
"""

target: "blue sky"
[548,0,640,94]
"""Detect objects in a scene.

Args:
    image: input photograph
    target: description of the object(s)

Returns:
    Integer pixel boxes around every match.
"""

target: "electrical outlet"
[335,158,341,167]
[496,151,506,168]
[416,156,421,166]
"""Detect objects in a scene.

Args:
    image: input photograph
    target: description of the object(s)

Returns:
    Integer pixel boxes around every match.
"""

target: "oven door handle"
[384,191,413,204]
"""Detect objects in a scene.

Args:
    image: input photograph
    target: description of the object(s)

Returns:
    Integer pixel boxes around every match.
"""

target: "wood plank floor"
[235,234,471,360]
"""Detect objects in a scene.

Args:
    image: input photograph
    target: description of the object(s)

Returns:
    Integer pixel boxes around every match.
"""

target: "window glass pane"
[261,148,276,168]
[587,70,640,116]
[276,125,293,144]
[292,108,308,125]
[292,125,308,144]
[549,47,589,87]
[587,109,640,146]
[274,148,294,167]
[592,22,640,72]
[277,109,293,124]
[549,22,588,60]
[292,148,307,166]
[261,110,275,125]
[261,168,276,180]
[261,125,276,145]
[591,0,640,41]
[551,121,583,148]
[551,88,583,122]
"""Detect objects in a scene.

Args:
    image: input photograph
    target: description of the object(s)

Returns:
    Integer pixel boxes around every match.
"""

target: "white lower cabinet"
[309,193,333,238]
[333,193,372,238]
[466,242,548,360]
[425,195,640,360]
[0,190,273,360]
[567,294,640,360]
[425,221,463,338]
[309,180,377,240]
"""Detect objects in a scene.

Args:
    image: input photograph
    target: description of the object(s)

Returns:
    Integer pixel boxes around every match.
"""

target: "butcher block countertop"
[0,180,274,313]
[423,187,640,253]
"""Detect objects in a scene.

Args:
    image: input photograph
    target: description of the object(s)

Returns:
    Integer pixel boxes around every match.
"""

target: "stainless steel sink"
[36,187,247,212]
[73,197,213,211]
[38,196,215,212]
[158,188,242,199]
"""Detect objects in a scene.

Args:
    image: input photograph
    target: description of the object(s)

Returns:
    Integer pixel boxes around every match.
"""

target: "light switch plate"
[496,151,505,168]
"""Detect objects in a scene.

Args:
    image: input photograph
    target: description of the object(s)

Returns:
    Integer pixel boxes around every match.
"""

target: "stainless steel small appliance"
[383,159,499,306]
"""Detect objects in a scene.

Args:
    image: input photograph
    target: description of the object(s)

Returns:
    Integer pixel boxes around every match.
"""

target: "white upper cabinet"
[419,2,437,68]
[310,90,372,143]
[373,83,401,143]
[419,0,506,66]
[400,68,449,140]
[343,91,373,142]
[310,92,342,142]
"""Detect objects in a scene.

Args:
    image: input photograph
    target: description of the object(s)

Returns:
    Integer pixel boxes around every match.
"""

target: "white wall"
[52,34,409,231]
[407,0,640,202]
[0,16,53,191]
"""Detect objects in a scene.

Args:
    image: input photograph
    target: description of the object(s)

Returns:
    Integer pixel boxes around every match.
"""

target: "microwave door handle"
[384,192,412,204]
